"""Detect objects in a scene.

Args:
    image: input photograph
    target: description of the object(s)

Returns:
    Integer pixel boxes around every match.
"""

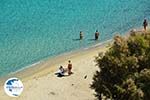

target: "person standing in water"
[80,31,83,40]
[67,60,72,75]
[143,19,148,31]
[95,30,99,40]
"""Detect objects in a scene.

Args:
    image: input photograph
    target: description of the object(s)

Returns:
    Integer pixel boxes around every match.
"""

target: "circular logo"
[4,77,24,97]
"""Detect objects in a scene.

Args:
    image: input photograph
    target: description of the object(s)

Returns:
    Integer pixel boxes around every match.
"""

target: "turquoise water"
[0,0,150,77]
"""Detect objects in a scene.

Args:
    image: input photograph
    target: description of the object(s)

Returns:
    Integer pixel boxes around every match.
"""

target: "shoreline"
[0,37,110,100]
[0,25,143,79]
[0,27,144,86]
[0,38,112,87]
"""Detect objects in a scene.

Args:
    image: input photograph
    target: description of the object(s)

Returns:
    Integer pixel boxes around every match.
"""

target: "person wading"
[95,30,99,40]
[143,19,148,31]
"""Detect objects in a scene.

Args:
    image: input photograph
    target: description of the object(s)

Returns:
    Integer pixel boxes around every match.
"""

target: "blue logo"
[4,77,24,97]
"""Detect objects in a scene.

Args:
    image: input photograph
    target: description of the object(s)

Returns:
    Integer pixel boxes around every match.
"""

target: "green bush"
[91,31,150,100]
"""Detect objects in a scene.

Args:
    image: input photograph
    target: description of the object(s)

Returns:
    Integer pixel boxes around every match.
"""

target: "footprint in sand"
[48,92,56,95]
[84,75,87,79]
[71,84,74,86]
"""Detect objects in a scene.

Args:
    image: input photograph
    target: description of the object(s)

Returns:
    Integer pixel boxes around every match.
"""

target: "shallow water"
[0,0,150,77]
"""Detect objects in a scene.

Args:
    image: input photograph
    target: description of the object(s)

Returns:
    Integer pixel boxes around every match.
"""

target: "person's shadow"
[72,38,81,41]
[55,72,74,78]
[88,38,96,41]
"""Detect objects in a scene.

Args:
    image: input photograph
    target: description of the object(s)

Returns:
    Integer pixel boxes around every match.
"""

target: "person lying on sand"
[55,66,66,77]
[55,60,73,77]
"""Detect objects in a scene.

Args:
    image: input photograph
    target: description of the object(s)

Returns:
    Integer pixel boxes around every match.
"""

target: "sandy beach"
[0,41,110,100]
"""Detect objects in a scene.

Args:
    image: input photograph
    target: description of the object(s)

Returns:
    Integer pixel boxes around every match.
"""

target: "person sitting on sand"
[67,60,72,75]
[95,30,99,40]
[55,66,65,77]
[80,31,83,40]
[143,19,148,31]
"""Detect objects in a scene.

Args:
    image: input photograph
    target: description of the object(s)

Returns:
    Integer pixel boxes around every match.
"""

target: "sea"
[0,0,150,77]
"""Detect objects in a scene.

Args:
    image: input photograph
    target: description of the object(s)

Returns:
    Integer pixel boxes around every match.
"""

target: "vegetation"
[91,31,150,100]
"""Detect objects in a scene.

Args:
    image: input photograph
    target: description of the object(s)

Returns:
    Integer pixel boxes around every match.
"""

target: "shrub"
[91,31,150,100]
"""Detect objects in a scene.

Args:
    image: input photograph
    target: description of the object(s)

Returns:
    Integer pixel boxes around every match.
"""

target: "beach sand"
[0,42,110,100]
